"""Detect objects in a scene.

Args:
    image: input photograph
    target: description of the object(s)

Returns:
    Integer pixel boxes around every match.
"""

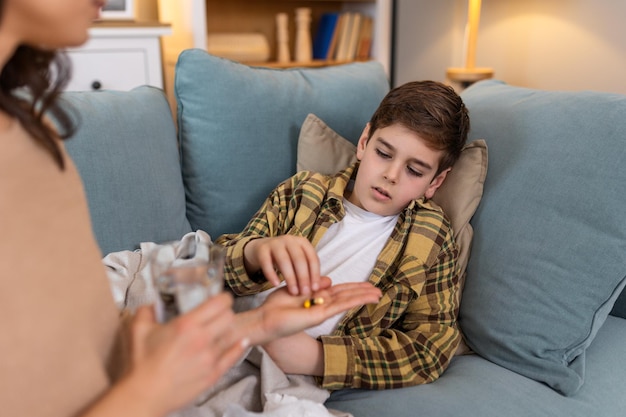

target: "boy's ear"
[424,167,451,199]
[356,124,371,161]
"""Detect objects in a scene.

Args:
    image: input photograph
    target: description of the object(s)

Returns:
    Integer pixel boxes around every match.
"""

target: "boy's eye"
[375,148,391,159]
[407,166,423,177]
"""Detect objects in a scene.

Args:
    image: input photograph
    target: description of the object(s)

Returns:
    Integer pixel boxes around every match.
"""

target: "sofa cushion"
[63,86,192,255]
[174,50,389,239]
[296,113,488,286]
[326,316,626,417]
[459,80,626,396]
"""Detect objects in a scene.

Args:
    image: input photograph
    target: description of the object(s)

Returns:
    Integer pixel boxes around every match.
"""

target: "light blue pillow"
[175,50,389,238]
[459,80,626,396]
[63,86,192,255]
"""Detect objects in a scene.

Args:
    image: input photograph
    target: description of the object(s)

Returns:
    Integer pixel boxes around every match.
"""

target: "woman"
[0,1,381,416]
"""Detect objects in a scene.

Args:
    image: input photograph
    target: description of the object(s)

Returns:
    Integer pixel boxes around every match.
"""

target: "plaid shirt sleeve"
[319,208,462,390]
[215,171,321,295]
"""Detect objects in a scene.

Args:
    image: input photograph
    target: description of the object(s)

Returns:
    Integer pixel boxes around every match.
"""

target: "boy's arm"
[319,236,461,390]
[215,183,291,295]
[215,171,315,296]
[261,332,325,375]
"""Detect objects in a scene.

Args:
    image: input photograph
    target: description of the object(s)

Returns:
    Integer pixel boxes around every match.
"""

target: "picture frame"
[100,0,135,20]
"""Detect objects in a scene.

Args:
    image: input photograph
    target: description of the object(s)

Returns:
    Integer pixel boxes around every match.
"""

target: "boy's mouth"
[373,186,391,200]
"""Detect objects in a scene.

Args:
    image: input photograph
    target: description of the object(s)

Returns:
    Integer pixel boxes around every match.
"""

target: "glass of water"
[149,240,225,323]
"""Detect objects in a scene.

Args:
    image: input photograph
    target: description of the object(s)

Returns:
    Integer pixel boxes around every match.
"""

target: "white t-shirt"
[305,198,398,338]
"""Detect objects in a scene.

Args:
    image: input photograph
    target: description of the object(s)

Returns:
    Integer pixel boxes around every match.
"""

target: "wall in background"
[394,0,456,87]
[394,0,626,94]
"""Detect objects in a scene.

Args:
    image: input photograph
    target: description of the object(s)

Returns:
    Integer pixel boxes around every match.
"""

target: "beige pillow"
[296,112,488,284]
[297,113,358,174]
[431,139,488,284]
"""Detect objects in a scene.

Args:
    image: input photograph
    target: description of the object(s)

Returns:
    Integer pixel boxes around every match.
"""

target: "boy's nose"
[383,165,400,183]
[384,174,396,184]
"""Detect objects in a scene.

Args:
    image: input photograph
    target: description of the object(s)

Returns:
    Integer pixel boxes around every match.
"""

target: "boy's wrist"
[242,238,261,276]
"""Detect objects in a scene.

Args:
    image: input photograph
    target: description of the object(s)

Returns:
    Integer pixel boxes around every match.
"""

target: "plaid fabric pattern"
[217,163,461,390]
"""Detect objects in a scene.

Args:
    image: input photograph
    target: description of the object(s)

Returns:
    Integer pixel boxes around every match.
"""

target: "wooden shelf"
[245,58,370,69]
[156,0,392,110]
[157,0,390,69]
[205,2,344,60]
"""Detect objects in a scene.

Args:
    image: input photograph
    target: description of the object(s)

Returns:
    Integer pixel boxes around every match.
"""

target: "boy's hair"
[368,80,470,175]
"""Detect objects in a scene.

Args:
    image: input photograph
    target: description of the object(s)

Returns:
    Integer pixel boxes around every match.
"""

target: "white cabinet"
[66,24,171,92]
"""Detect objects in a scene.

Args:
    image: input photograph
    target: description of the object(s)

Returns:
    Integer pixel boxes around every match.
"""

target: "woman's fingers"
[184,292,234,325]
[206,336,250,385]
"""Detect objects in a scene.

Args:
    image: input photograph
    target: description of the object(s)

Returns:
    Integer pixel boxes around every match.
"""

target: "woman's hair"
[0,1,76,169]
[368,80,470,175]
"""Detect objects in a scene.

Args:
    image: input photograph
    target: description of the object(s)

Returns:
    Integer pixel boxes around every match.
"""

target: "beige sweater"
[0,121,122,416]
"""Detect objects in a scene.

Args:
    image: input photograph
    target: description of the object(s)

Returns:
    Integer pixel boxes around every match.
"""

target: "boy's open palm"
[250,277,382,344]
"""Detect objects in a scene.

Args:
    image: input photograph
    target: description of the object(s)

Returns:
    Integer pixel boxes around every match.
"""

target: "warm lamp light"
[447,0,494,86]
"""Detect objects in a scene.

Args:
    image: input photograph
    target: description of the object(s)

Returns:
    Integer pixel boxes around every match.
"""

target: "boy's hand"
[243,235,321,295]
[236,277,382,346]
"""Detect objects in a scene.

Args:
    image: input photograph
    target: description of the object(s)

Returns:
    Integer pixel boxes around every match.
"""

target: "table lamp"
[446,0,494,87]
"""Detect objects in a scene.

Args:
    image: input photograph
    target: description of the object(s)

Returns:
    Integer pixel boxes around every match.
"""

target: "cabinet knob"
[91,80,102,91]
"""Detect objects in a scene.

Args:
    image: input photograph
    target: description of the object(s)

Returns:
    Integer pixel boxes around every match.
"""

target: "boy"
[216,80,470,390]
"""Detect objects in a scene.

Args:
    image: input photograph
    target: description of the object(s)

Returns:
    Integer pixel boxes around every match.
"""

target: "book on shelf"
[316,11,374,63]
[334,12,354,62]
[356,15,373,61]
[325,12,346,61]
[312,12,340,60]
[346,12,362,61]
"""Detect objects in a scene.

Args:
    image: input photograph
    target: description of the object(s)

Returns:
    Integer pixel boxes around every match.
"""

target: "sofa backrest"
[63,87,192,255]
[62,55,389,255]
[174,50,390,239]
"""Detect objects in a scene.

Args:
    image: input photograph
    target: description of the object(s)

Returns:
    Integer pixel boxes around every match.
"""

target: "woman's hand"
[81,280,380,417]
[123,293,249,415]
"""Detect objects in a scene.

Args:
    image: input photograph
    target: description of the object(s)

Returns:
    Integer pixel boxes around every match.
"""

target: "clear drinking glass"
[149,240,225,323]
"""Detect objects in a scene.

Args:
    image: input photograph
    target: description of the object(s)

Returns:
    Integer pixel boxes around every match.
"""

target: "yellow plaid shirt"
[216,163,462,390]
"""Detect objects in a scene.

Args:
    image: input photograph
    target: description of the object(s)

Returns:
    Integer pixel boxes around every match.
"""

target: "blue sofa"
[63,50,626,416]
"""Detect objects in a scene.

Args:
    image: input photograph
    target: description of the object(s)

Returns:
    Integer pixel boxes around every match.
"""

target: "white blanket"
[102,231,352,417]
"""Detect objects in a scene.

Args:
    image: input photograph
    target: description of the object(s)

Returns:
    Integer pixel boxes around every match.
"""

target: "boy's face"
[347,123,450,217]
